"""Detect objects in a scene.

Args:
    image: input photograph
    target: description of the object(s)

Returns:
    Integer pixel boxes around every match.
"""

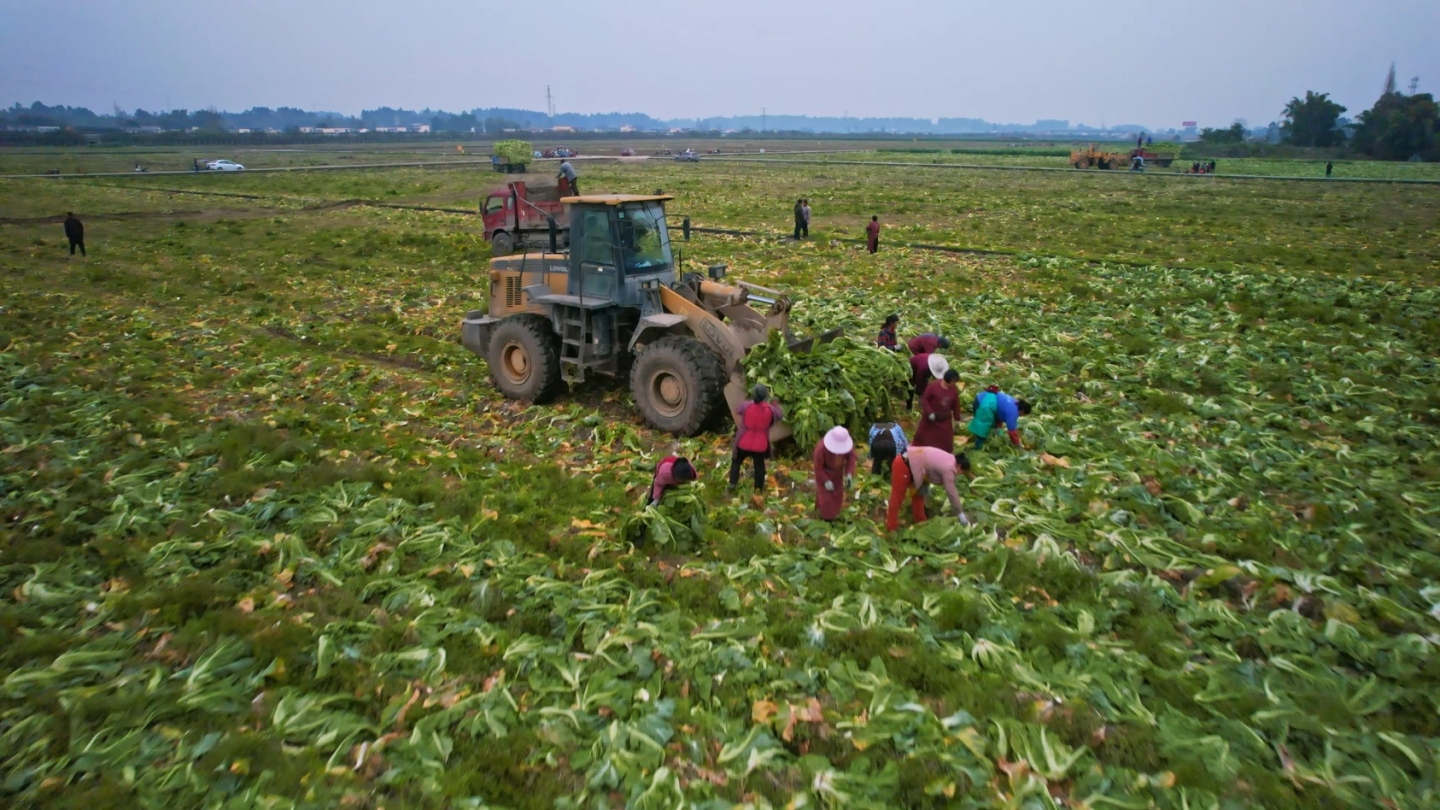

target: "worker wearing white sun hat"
[907,351,949,410]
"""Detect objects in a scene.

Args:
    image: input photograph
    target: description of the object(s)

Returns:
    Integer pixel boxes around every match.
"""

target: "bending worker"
[969,386,1032,449]
[907,332,950,355]
[558,159,579,195]
[647,456,697,506]
[886,446,972,532]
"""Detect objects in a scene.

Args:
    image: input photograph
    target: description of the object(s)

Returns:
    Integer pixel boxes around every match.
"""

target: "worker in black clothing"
[63,212,85,256]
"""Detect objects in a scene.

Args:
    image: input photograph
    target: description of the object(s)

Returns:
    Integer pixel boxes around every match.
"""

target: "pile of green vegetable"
[620,486,709,552]
[491,139,532,164]
[745,331,910,449]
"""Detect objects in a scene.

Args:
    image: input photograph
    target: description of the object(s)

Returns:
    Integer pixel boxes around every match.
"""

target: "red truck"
[480,179,576,255]
[1129,147,1177,167]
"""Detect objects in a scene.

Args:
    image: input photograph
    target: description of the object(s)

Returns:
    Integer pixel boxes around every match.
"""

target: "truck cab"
[480,181,571,255]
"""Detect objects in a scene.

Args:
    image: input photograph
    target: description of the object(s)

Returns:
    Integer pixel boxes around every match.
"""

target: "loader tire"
[488,314,564,403]
[630,336,725,436]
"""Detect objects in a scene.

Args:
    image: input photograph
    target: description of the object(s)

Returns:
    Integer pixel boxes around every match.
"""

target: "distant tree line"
[2,101,1146,138]
[1278,66,1438,160]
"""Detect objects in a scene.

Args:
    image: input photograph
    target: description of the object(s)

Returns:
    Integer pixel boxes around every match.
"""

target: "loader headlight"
[708,264,727,280]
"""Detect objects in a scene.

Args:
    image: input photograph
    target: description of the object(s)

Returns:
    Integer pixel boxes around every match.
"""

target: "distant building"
[409,123,430,133]
[551,125,575,132]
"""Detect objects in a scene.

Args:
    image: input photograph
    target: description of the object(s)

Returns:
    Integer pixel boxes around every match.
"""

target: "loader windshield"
[616,202,672,273]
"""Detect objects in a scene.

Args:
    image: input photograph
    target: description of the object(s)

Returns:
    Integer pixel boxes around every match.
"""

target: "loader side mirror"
[682,216,691,241]
[708,264,727,280]
[547,216,558,252]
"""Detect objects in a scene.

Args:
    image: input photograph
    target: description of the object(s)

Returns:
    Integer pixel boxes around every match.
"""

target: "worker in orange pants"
[885,446,972,531]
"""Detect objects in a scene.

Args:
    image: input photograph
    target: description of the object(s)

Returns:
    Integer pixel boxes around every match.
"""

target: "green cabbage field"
[1,152,1438,808]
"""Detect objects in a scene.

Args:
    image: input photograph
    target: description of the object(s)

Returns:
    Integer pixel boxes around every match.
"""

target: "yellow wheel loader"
[460,193,840,440]
[1070,144,1127,170]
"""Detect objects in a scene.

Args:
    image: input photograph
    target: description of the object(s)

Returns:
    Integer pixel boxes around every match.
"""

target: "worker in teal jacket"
[969,387,1032,449]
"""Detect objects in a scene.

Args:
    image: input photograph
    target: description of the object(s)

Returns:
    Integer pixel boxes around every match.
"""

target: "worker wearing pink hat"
[813,426,858,521]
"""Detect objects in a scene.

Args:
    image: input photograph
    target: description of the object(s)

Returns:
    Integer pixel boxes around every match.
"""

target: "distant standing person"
[793,199,805,240]
[63,212,85,257]
[558,160,579,195]
[1326,162,1334,178]
[866,215,881,254]
[812,427,857,521]
[801,199,811,238]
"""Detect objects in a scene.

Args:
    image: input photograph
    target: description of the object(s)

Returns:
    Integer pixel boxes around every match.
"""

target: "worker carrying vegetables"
[915,369,963,452]
[729,385,783,495]
[968,386,1033,449]
[867,421,908,478]
[876,314,900,351]
[907,352,948,411]
[647,456,698,506]
[812,427,857,521]
[886,446,972,531]
[907,333,950,355]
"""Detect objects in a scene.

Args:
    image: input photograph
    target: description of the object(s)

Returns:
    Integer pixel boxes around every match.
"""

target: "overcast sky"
[2,0,1436,128]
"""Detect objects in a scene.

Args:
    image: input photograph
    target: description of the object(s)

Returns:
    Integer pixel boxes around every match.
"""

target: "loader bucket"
[723,326,845,445]
[786,327,845,355]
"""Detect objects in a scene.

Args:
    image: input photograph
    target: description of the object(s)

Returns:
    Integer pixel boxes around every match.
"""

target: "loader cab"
[564,194,675,308]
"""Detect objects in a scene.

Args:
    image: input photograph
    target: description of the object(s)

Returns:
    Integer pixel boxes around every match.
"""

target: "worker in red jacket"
[907,333,950,355]
[729,385,783,495]
[907,352,948,411]
[812,427,857,521]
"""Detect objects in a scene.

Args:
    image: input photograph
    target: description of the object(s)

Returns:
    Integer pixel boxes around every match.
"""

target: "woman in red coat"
[813,426,857,521]
[914,369,962,453]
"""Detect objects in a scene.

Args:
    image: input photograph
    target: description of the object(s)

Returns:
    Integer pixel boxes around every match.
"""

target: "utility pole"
[546,86,555,120]
[1409,76,1420,95]
[762,107,766,132]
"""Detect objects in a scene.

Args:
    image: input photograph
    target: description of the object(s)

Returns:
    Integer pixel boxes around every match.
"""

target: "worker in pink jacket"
[647,456,697,506]
[886,446,972,531]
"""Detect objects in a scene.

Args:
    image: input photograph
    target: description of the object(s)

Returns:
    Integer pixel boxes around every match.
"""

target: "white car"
[207,159,245,171]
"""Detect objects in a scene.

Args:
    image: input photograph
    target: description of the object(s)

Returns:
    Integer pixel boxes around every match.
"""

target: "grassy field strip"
[709,156,1440,185]
[0,150,876,179]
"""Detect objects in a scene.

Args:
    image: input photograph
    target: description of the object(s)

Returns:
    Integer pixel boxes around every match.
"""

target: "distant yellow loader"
[1070,144,1127,170]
